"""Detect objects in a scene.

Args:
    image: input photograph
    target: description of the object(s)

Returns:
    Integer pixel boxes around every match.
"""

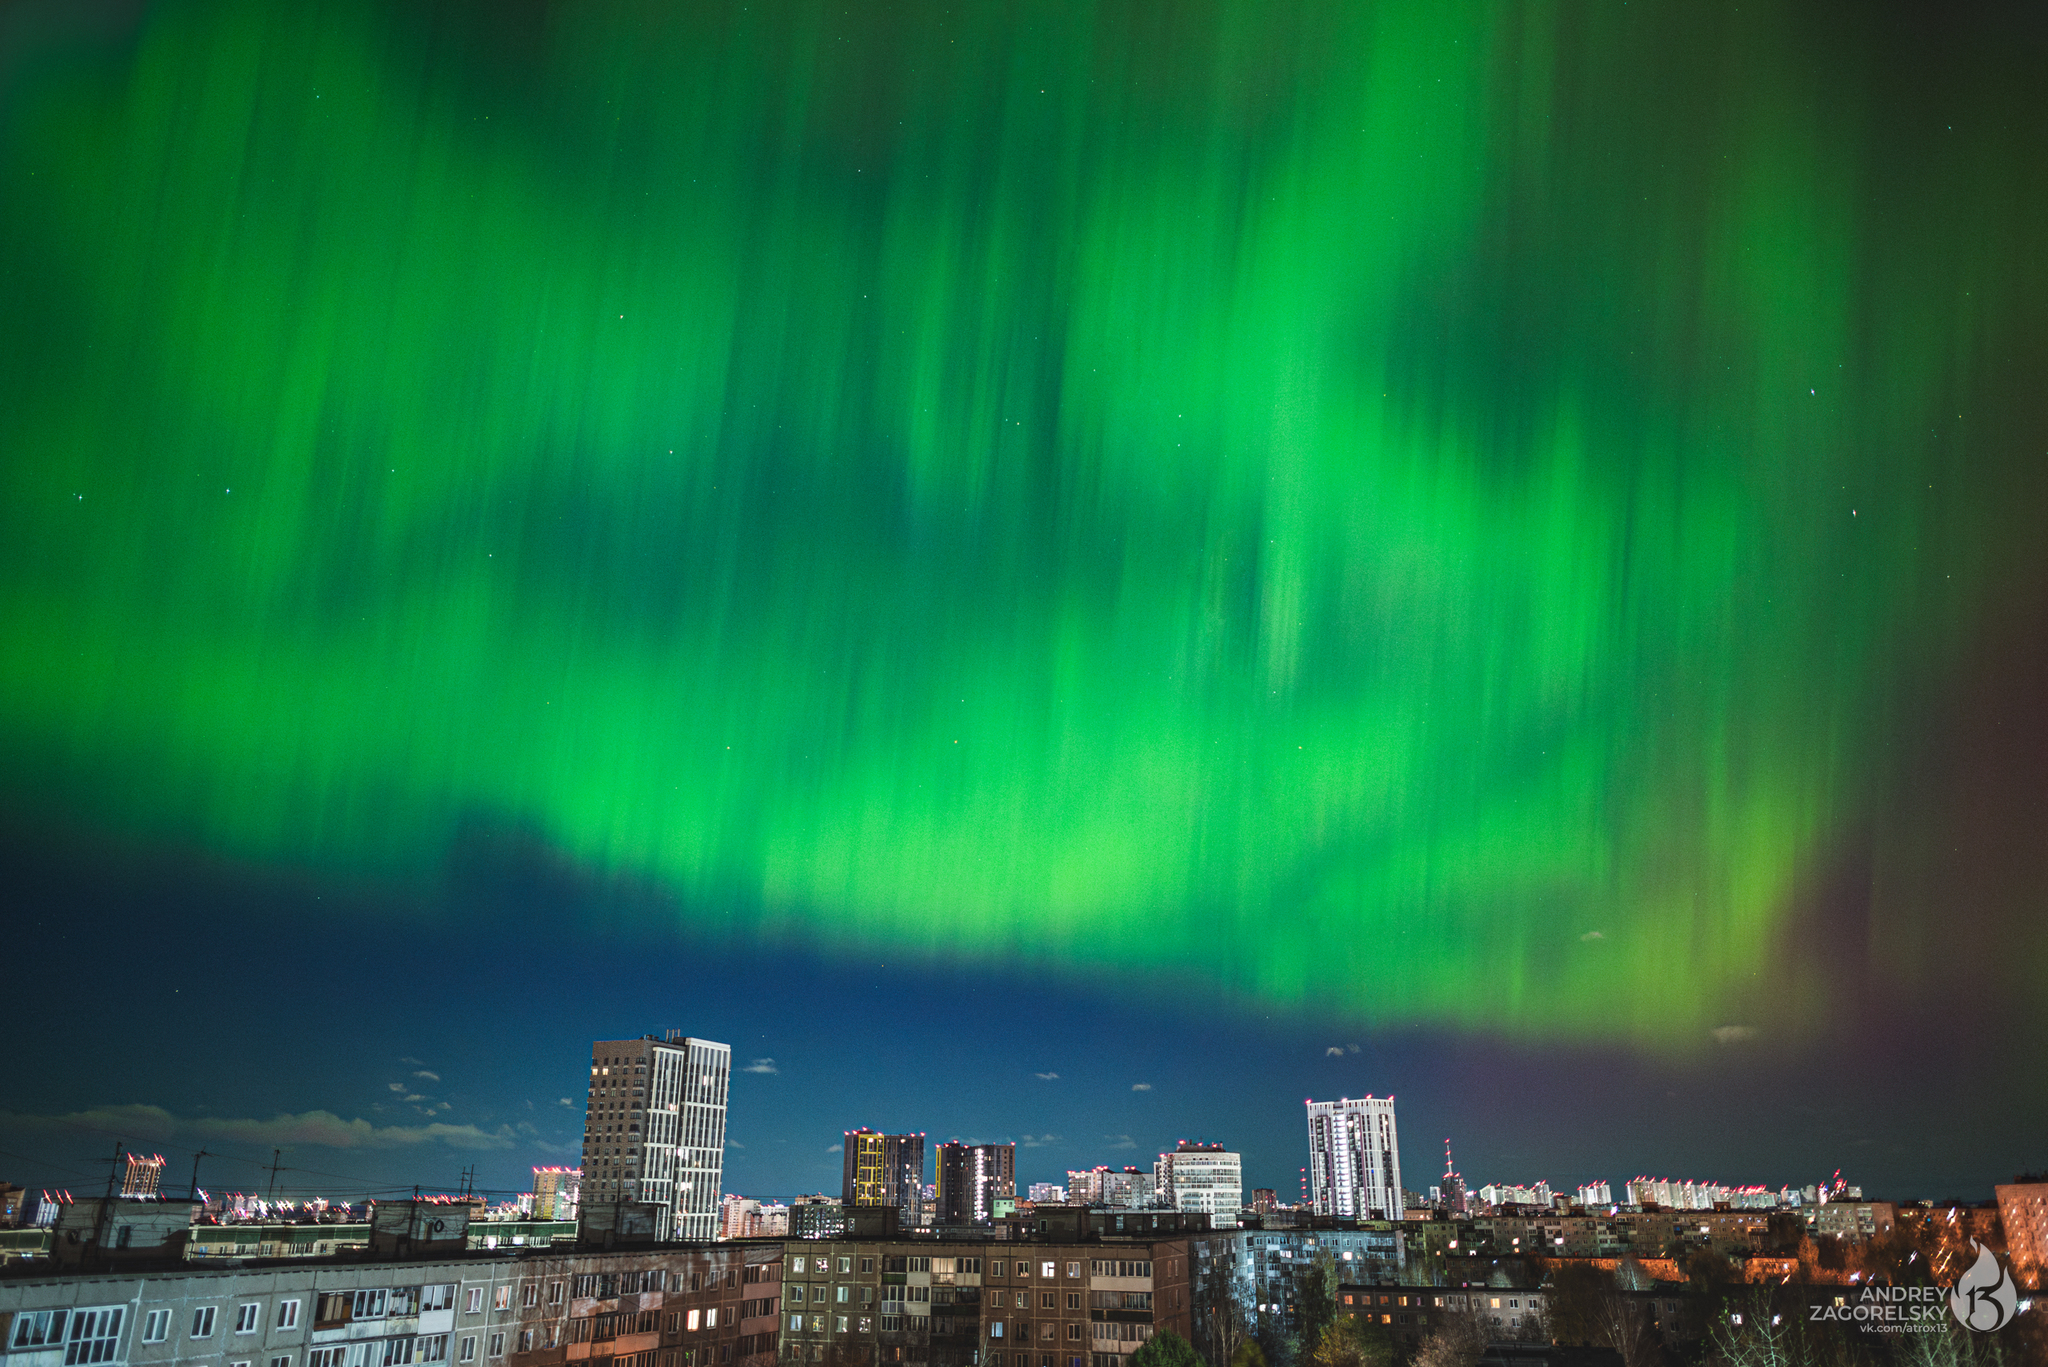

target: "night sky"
[2,0,2045,1209]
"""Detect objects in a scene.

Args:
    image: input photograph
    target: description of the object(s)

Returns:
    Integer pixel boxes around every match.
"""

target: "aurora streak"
[3,0,2044,1046]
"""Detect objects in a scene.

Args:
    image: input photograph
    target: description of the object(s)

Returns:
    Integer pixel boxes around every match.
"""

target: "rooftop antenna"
[265,1149,285,1201]
[188,1149,212,1201]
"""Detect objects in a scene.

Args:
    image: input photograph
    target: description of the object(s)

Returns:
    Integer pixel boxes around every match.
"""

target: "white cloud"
[0,1103,518,1151]
[412,1070,441,1082]
[826,1143,842,1153]
[1020,1134,1062,1148]
[1580,930,1605,941]
[1104,1134,1136,1150]
[1131,1083,1151,1091]
[1711,1025,1759,1045]
[403,1094,426,1103]
[387,1083,407,1092]
[1034,1072,1059,1081]
[1347,1045,1360,1054]
[727,1140,745,1150]
[742,1059,779,1075]
[558,1098,576,1108]
[1325,1047,1345,1057]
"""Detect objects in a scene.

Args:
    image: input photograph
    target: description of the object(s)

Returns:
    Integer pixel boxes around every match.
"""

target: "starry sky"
[1,0,2045,1208]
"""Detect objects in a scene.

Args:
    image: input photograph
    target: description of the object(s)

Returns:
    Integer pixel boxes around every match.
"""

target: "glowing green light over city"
[1,1,2041,1046]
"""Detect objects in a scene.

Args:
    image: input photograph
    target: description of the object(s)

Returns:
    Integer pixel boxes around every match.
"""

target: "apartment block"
[581,1034,731,1242]
[843,1135,926,1228]
[1304,1098,1402,1221]
[933,1147,1014,1227]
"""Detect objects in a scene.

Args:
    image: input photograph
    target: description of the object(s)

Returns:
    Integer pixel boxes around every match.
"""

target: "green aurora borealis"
[3,1,2045,1044]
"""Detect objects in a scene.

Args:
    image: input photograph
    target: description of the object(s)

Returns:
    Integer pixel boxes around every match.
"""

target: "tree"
[1589,1292,1661,1367]
[1194,1261,1253,1367]
[1228,1342,1268,1367]
[1410,1305,1489,1367]
[1291,1253,1338,1366]
[1544,1262,1612,1346]
[1130,1329,1206,1367]
[1308,1317,1393,1367]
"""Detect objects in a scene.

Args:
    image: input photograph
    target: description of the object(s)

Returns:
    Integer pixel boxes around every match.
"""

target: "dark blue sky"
[2,814,2038,1211]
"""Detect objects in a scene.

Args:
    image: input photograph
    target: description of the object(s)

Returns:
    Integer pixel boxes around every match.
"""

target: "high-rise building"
[532,1166,581,1220]
[1155,1143,1242,1226]
[121,1154,166,1198]
[1027,1183,1068,1204]
[1067,1166,1154,1209]
[935,1142,1014,1224]
[580,1031,731,1241]
[1305,1096,1403,1220]
[842,1130,926,1225]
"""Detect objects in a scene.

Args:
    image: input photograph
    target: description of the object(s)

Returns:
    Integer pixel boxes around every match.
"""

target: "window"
[193,1308,218,1340]
[838,1258,852,1275]
[786,1288,805,1305]
[278,1302,302,1330]
[494,1289,511,1312]
[142,1311,171,1344]
[1065,1264,1080,1279]
[465,1289,483,1315]
[834,1319,848,1335]
[791,1257,807,1274]
[272,1357,293,1367]
[549,1285,564,1308]
[991,1262,1006,1278]
[860,1258,874,1274]
[487,1335,504,1358]
[688,1312,701,1333]
[237,1305,262,1335]
[789,1318,802,1335]
[1066,1295,1079,1311]
[1067,1327,1082,1342]
[705,1310,717,1330]
[1040,1264,1055,1279]
[521,1287,539,1310]
[420,1338,448,1363]
[423,1287,455,1314]
[1040,1294,1055,1310]
[835,1289,849,1305]
[516,1332,533,1355]
[460,1339,477,1363]
[14,1312,69,1349]
[65,1310,126,1367]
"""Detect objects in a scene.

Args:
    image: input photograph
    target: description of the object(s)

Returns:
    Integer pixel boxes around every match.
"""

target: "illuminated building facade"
[531,1167,580,1221]
[1305,1097,1404,1220]
[580,1031,730,1241]
[841,1130,926,1226]
[1155,1144,1242,1226]
[935,1143,1014,1225]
